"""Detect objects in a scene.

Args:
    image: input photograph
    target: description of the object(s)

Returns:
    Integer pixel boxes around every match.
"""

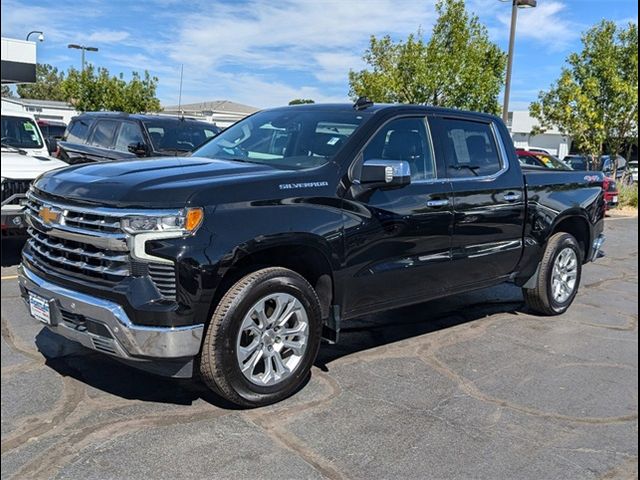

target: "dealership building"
[508,110,572,159]
[162,100,258,128]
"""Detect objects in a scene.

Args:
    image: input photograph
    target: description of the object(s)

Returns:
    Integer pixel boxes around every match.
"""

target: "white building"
[162,100,258,128]
[1,37,36,84]
[1,97,78,125]
[508,110,572,159]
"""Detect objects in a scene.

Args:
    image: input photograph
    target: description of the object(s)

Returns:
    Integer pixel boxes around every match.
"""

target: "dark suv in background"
[57,113,222,164]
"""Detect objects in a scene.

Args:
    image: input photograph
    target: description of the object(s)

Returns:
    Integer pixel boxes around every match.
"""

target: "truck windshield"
[143,119,221,153]
[1,115,44,149]
[192,109,369,169]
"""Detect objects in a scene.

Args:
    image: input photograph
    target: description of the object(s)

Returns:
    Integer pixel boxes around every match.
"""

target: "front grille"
[27,227,130,282]
[23,190,178,299]
[24,191,131,284]
[1,179,31,204]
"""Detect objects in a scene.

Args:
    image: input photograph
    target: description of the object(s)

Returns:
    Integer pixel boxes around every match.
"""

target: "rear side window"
[114,122,145,152]
[439,119,503,178]
[89,120,119,149]
[65,118,93,143]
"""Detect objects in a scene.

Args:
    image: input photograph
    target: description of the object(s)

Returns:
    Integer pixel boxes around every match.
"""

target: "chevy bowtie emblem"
[38,206,61,225]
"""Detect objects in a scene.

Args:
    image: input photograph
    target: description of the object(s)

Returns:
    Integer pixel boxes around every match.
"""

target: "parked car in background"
[602,176,619,210]
[527,147,552,155]
[600,155,627,181]
[563,154,594,171]
[516,150,572,170]
[1,145,67,234]
[56,113,222,164]
[20,102,606,406]
[37,119,67,155]
[1,112,49,157]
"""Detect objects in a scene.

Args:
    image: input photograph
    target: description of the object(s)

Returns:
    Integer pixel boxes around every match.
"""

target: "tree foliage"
[14,63,161,113]
[1,85,14,98]
[348,0,506,115]
[288,98,315,105]
[530,21,638,167]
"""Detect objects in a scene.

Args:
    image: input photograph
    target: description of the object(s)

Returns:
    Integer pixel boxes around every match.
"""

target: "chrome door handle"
[426,199,450,208]
[503,193,522,202]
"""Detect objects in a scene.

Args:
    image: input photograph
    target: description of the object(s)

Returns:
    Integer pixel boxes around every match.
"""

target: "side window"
[363,117,435,181]
[114,122,145,152]
[439,118,503,177]
[88,120,119,149]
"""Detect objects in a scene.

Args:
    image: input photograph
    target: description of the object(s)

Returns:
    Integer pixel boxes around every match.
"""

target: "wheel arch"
[213,234,336,321]
[549,212,592,263]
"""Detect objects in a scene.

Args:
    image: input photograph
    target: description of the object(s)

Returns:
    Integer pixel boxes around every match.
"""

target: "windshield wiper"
[1,143,28,155]
[452,165,480,176]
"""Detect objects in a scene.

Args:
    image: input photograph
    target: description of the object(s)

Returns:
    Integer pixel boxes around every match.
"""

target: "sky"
[1,0,637,110]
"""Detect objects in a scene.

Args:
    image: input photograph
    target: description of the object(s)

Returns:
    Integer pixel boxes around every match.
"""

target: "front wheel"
[523,232,583,316]
[199,267,322,407]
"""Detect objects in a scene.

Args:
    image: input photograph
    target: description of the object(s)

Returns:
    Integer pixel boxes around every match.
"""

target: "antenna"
[178,64,184,115]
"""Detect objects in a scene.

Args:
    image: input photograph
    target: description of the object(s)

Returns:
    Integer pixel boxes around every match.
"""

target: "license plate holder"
[29,293,52,325]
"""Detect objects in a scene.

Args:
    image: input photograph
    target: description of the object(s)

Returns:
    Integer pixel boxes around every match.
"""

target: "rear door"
[431,115,525,286]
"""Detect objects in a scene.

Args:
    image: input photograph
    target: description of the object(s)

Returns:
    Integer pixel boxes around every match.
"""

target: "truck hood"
[1,151,68,180]
[33,156,283,207]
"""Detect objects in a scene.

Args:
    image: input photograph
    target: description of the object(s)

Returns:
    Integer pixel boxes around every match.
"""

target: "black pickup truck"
[18,102,606,406]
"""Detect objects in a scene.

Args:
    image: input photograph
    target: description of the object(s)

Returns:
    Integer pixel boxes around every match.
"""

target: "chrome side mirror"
[360,159,411,188]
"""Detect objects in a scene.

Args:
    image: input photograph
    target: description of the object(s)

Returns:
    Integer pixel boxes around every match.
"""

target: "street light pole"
[67,44,99,72]
[501,0,537,124]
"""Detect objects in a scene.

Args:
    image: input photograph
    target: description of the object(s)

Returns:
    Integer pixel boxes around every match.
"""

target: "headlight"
[122,207,204,234]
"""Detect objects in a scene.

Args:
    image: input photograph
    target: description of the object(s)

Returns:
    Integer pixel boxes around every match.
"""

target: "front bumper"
[18,265,204,375]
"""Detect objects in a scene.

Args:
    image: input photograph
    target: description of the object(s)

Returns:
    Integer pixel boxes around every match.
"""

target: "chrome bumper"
[18,265,204,360]
[591,234,606,262]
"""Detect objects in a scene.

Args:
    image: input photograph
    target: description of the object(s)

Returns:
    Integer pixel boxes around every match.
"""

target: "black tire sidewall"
[545,235,582,314]
[214,273,322,405]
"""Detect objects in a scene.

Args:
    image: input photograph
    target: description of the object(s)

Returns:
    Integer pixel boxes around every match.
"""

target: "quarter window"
[363,117,436,181]
[440,119,503,178]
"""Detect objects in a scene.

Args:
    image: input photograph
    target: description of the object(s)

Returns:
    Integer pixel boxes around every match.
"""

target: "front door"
[342,115,454,317]
[431,115,526,287]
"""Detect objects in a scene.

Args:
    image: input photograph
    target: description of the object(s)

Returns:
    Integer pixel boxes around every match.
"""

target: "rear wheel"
[199,267,322,407]
[523,232,582,316]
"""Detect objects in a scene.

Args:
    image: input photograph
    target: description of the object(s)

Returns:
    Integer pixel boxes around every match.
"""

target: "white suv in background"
[1,111,50,157]
[1,145,67,233]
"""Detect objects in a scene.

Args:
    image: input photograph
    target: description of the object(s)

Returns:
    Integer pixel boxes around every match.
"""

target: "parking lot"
[1,215,637,480]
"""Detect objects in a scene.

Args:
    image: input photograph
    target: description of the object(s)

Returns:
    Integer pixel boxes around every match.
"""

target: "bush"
[619,183,638,208]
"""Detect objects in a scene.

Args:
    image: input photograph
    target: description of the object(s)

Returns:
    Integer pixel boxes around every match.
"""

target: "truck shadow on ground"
[37,284,524,409]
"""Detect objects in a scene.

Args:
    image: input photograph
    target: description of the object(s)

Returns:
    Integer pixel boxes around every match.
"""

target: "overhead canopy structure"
[1,37,37,84]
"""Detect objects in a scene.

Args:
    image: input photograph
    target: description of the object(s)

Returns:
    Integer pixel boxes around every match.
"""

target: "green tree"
[14,63,161,113]
[530,21,638,171]
[16,64,66,100]
[348,0,506,114]
[288,99,315,105]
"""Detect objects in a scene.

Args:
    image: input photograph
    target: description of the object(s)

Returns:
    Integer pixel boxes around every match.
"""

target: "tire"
[199,267,322,407]
[523,232,583,316]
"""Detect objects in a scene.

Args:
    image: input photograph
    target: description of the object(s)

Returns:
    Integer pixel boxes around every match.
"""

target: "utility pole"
[501,0,537,124]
